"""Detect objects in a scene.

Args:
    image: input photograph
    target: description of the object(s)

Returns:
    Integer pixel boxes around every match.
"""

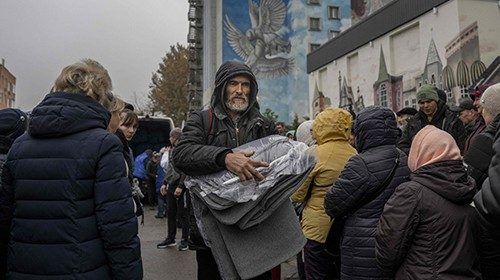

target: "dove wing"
[224,15,254,61]
[249,0,259,28]
[253,56,294,79]
[258,0,286,33]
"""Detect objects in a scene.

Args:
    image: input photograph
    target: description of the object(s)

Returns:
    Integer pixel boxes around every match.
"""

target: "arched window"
[379,84,387,107]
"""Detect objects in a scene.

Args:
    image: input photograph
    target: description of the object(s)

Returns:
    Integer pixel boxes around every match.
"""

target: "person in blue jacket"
[0,59,142,280]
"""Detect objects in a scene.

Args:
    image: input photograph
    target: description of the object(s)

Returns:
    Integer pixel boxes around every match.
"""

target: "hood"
[354,106,399,152]
[210,61,259,117]
[29,92,110,138]
[408,125,461,172]
[411,160,476,204]
[312,108,352,145]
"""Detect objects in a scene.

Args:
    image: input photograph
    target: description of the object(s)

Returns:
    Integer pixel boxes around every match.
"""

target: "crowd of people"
[0,57,500,280]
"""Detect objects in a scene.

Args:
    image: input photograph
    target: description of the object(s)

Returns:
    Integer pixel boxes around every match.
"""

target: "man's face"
[418,99,438,117]
[170,136,179,146]
[459,109,478,125]
[225,75,251,113]
[397,115,410,126]
[473,96,482,114]
[276,124,285,134]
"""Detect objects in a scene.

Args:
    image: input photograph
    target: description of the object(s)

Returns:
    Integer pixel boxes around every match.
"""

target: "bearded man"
[172,61,276,280]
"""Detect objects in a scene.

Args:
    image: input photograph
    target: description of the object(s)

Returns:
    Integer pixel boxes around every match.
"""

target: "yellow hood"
[313,108,352,145]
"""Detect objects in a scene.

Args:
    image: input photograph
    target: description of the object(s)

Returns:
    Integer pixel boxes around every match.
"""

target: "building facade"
[0,59,16,109]
[200,0,351,123]
[307,0,500,117]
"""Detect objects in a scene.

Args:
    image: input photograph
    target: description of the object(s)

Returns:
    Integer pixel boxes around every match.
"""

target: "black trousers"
[146,178,156,206]
[166,191,189,240]
[196,249,272,280]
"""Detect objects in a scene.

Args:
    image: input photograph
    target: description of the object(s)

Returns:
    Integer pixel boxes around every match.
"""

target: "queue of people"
[1,57,499,280]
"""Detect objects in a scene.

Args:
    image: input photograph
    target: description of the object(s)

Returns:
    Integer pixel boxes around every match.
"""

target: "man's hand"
[224,151,269,182]
[160,185,167,196]
[174,187,183,197]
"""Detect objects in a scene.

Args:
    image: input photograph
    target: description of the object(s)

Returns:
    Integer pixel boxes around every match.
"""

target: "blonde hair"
[52,59,114,110]
[109,95,125,113]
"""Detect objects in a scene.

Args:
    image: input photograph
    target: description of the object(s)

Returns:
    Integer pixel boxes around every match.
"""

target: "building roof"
[307,0,450,73]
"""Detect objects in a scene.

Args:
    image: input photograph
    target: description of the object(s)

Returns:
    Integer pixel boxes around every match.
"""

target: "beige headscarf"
[408,125,461,172]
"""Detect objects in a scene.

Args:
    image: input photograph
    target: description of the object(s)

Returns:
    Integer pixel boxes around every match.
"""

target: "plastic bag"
[185,135,317,203]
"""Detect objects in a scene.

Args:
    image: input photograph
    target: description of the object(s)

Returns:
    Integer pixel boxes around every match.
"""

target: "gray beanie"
[416,84,439,102]
[480,83,500,117]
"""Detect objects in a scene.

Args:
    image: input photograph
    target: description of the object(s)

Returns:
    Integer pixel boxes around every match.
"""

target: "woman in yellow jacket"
[292,108,357,280]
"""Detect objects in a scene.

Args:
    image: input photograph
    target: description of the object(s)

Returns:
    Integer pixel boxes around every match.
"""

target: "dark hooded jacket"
[172,61,275,249]
[398,101,465,154]
[0,92,142,279]
[324,106,410,280]
[376,161,480,279]
[464,114,500,188]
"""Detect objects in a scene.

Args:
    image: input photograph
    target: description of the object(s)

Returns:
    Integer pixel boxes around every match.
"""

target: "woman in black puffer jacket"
[324,106,410,280]
[0,59,142,280]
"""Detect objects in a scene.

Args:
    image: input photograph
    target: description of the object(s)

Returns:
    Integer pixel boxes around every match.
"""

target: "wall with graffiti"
[222,0,351,123]
[309,0,500,117]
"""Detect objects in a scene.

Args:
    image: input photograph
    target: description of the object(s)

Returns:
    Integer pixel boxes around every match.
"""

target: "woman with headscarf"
[376,125,480,279]
[0,59,142,279]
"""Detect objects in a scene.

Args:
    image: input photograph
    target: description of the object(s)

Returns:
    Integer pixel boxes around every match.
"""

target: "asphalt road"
[139,208,300,280]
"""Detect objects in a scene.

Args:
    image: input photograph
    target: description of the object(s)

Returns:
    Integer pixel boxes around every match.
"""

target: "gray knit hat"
[416,84,439,102]
[480,83,500,117]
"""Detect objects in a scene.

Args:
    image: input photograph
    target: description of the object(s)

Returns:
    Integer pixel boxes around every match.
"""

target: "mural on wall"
[369,22,489,112]
[223,0,351,123]
[224,0,294,79]
[339,73,364,113]
[373,46,403,112]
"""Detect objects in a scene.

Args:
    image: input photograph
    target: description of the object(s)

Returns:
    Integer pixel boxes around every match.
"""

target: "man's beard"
[226,96,249,113]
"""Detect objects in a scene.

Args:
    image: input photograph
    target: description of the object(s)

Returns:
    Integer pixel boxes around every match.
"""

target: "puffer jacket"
[324,106,410,280]
[291,108,356,243]
[376,161,480,279]
[398,101,465,154]
[172,61,275,250]
[464,114,500,188]
[0,92,142,280]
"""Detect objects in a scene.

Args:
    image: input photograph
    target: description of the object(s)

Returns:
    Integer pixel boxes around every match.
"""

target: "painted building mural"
[351,0,392,25]
[223,0,351,123]
[309,0,500,117]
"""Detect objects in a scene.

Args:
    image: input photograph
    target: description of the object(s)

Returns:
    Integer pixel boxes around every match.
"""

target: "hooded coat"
[324,106,410,280]
[0,92,142,280]
[172,61,275,250]
[398,100,465,154]
[376,126,480,280]
[291,108,356,243]
[464,113,500,187]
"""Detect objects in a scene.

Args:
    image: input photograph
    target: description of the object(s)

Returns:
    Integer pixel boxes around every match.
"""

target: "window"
[328,6,340,19]
[379,84,387,107]
[328,29,340,40]
[310,43,321,52]
[460,86,468,99]
[308,0,320,5]
[309,17,321,31]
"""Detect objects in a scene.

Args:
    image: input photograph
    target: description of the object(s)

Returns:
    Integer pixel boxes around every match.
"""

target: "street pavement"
[139,208,300,280]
